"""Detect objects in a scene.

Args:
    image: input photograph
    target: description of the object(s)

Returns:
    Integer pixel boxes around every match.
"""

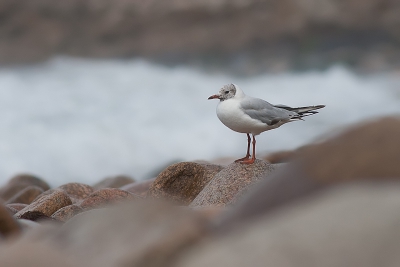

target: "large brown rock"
[0,203,21,238]
[190,160,275,207]
[57,183,94,204]
[217,117,400,229]
[6,186,44,204]
[0,174,50,201]
[79,188,139,210]
[15,190,72,220]
[175,183,400,267]
[148,162,224,205]
[51,200,208,267]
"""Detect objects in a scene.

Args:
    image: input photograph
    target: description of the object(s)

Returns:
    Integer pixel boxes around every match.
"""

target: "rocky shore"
[1,116,400,266]
[1,0,400,73]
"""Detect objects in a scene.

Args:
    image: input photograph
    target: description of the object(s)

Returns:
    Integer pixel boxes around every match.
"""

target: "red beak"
[208,94,220,100]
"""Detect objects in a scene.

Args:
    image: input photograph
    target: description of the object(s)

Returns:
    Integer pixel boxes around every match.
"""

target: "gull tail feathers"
[275,104,326,118]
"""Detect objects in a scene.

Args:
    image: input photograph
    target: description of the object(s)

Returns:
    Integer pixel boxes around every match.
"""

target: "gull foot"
[234,156,250,163]
[239,158,256,164]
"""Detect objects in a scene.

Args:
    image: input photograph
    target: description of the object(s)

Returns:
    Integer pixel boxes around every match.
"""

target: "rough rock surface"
[148,162,224,205]
[190,160,275,207]
[176,183,400,267]
[15,190,72,219]
[57,183,94,204]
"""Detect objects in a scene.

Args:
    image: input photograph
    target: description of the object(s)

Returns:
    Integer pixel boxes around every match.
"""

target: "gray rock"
[0,239,79,267]
[176,183,400,267]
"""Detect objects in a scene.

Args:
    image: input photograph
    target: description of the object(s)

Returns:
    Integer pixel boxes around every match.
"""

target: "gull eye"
[225,91,229,94]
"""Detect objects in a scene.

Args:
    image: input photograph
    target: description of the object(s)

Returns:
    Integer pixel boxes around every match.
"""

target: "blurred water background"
[1,1,400,186]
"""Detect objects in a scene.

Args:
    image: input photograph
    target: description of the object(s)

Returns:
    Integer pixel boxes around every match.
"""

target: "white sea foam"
[0,57,399,186]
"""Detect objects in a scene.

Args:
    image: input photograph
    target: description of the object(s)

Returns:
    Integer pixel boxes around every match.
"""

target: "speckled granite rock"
[79,188,139,210]
[217,117,400,229]
[0,203,21,238]
[51,204,83,222]
[190,160,275,207]
[0,174,50,201]
[57,183,94,204]
[15,190,72,219]
[148,162,224,205]
[120,178,155,197]
[93,175,136,190]
[6,186,44,204]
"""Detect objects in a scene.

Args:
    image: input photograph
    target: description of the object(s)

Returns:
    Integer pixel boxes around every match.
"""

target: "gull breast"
[216,99,270,135]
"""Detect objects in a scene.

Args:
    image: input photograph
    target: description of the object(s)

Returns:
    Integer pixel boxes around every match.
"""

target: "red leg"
[240,135,256,164]
[235,133,251,162]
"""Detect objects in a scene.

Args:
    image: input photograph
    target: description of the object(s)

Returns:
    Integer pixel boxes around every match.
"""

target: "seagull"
[208,83,325,164]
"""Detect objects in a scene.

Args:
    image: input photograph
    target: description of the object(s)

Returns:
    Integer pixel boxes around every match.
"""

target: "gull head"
[208,83,237,101]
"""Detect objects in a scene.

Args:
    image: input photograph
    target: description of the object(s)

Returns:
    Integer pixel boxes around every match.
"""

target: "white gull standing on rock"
[208,83,325,164]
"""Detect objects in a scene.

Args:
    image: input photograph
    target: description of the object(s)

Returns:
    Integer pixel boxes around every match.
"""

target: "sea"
[1,57,399,186]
